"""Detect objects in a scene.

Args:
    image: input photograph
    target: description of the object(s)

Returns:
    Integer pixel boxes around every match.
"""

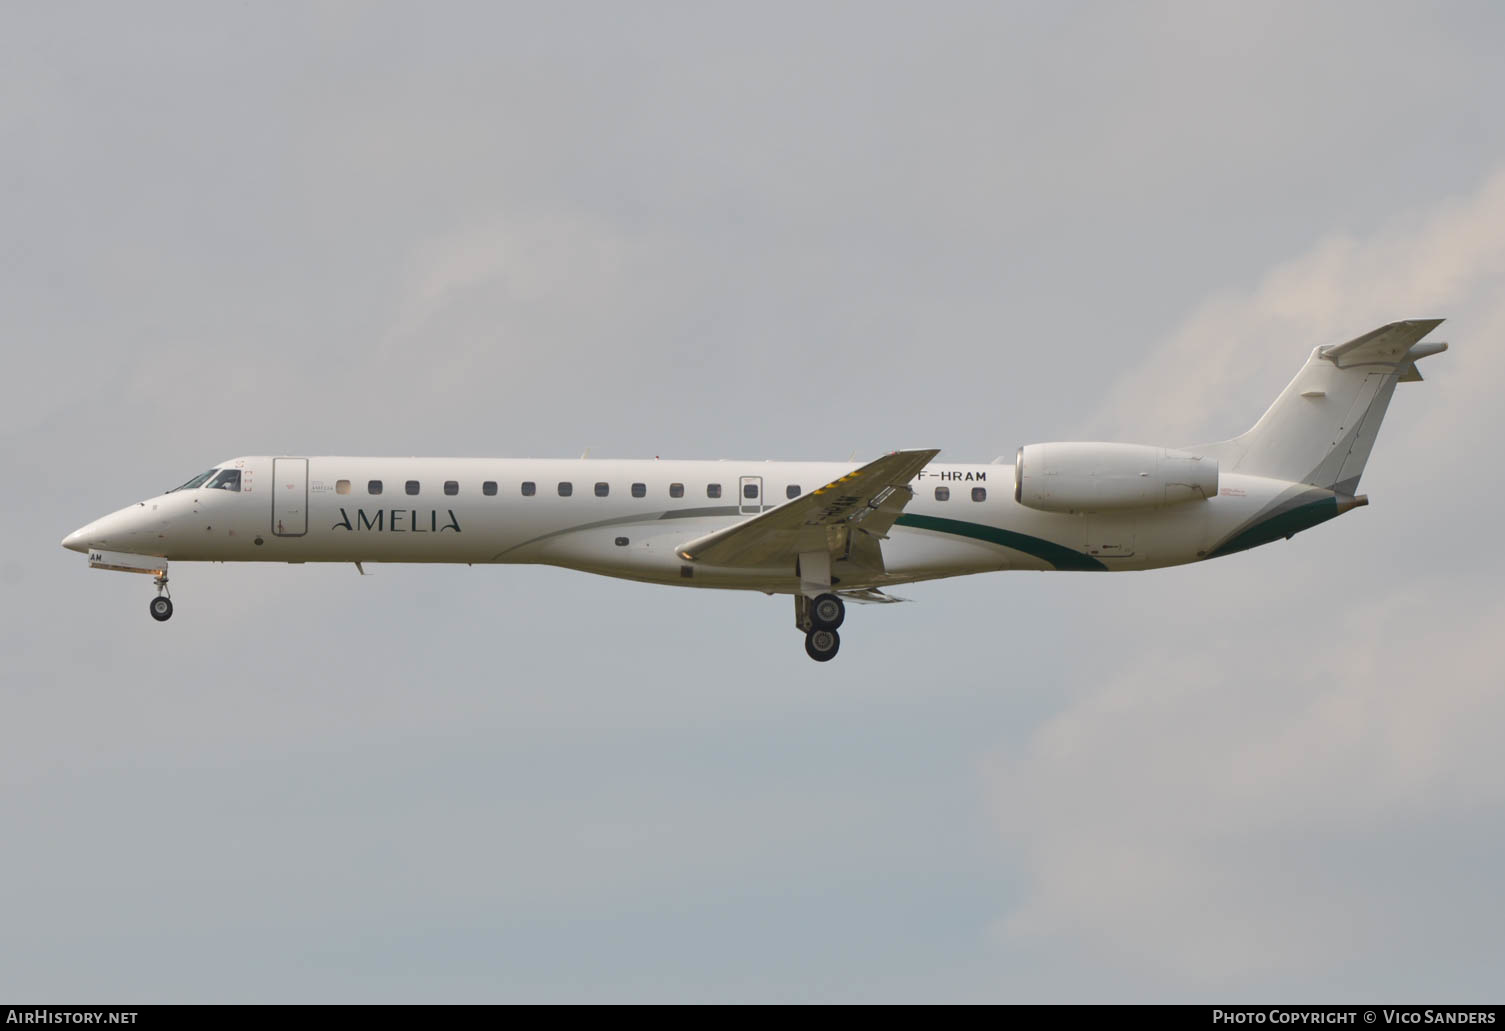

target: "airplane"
[62,320,1446,662]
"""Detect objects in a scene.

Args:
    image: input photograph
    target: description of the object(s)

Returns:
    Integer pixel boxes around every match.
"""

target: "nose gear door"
[272,457,309,537]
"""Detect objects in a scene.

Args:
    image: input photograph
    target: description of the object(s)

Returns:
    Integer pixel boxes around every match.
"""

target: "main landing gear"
[149,572,173,622]
[810,593,845,630]
[805,627,840,662]
[796,592,845,662]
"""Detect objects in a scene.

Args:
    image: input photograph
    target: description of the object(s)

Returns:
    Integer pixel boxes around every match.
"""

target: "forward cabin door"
[739,475,763,515]
[272,457,309,537]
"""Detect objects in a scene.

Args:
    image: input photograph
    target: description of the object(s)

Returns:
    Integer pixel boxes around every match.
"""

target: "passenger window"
[787,485,801,499]
[519,481,534,496]
[972,487,987,502]
[594,482,609,497]
[631,483,646,498]
[743,483,758,499]
[483,481,498,496]
[669,483,684,498]
[935,486,950,501]
[558,482,573,497]
[368,480,383,495]
[406,480,420,496]
[707,484,722,499]
[444,481,458,496]
[206,469,242,492]
[336,479,351,495]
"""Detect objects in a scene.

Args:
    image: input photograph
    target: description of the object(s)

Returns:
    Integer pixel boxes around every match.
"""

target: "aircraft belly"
[883,532,1020,576]
[1129,503,1210,567]
[534,518,789,587]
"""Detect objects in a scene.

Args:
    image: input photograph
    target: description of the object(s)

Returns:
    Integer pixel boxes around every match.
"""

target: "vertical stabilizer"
[1193,320,1446,492]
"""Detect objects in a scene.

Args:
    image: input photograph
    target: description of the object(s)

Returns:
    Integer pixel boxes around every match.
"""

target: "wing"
[676,448,940,569]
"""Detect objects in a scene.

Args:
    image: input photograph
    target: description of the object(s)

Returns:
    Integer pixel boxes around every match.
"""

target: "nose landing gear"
[149,573,173,622]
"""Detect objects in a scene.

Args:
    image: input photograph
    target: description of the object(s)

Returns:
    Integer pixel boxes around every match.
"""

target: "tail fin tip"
[1195,319,1447,490]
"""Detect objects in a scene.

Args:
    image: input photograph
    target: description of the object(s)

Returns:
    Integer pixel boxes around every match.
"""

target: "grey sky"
[4,1,1504,1001]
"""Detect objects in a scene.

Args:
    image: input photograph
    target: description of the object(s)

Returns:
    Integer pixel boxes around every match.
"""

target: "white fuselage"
[59,322,1441,660]
[61,455,1348,592]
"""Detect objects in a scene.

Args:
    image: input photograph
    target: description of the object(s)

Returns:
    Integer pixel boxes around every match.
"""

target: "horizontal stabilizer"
[1319,319,1443,367]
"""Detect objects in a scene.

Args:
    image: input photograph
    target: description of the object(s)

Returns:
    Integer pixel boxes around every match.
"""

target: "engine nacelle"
[1014,442,1218,513]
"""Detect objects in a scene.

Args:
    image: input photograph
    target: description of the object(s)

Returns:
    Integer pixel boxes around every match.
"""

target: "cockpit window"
[169,470,216,492]
[206,469,241,492]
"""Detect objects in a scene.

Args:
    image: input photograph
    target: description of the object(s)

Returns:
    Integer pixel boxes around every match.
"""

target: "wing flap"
[838,587,909,604]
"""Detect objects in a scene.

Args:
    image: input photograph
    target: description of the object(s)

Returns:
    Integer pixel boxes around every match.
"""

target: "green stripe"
[1206,497,1339,559]
[895,514,1107,571]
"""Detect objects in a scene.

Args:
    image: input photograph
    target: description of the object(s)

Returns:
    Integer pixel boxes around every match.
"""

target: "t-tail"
[1195,319,1448,495]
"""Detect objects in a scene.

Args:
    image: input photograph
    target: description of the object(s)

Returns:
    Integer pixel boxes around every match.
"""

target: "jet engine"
[1014,442,1218,513]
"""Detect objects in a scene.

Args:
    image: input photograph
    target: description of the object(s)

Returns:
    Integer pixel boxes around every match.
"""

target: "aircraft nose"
[62,525,94,553]
[61,505,150,554]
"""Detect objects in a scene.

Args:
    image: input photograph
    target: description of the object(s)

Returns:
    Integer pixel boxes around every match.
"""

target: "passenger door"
[272,457,308,537]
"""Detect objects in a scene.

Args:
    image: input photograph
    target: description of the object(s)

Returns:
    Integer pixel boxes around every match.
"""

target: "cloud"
[990,166,1505,996]
[10,2,1505,1001]
[1084,167,1505,449]
[994,587,1505,969]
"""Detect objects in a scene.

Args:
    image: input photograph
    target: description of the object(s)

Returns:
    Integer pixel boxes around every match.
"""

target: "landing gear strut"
[795,592,845,662]
[149,573,173,622]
